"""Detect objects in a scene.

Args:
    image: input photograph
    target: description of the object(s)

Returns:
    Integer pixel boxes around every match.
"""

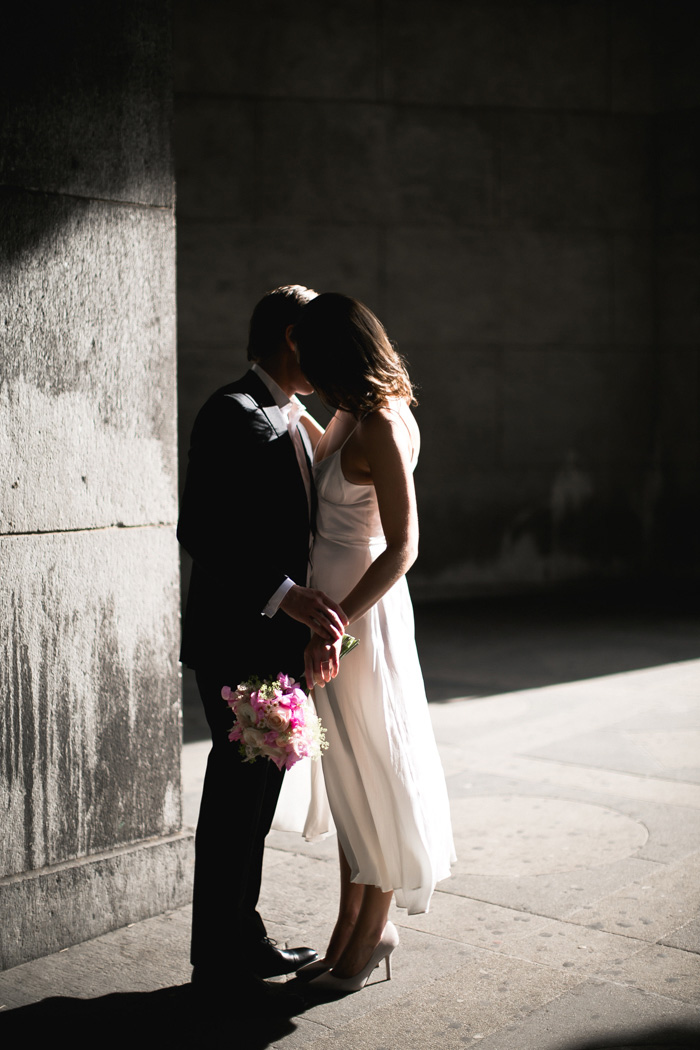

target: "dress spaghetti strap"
[386,404,419,462]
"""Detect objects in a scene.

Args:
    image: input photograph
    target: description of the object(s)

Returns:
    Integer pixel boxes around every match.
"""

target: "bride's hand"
[280,584,348,641]
[304,632,343,689]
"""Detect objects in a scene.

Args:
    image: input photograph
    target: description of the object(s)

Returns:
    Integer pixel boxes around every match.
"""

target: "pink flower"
[277,686,306,710]
[266,707,291,732]
[269,752,286,772]
[249,689,266,714]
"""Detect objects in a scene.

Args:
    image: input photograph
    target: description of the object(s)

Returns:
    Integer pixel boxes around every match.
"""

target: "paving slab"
[468,754,700,810]
[258,851,345,930]
[284,951,584,1050]
[428,661,700,749]
[661,918,700,955]
[403,890,552,951]
[490,916,649,978]
[610,799,700,866]
[287,925,475,1035]
[445,771,700,864]
[526,726,700,784]
[443,853,663,920]
[565,854,700,943]
[598,943,700,1005]
[448,794,649,876]
[460,981,700,1050]
[403,893,648,977]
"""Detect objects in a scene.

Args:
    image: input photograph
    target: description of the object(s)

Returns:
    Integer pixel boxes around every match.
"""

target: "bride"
[291,293,455,993]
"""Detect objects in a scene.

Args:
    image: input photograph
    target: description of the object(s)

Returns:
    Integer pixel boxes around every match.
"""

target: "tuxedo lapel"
[232,369,313,528]
[227,371,288,441]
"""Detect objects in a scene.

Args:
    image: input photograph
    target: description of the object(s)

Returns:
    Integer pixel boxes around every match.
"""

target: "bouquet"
[222,634,358,772]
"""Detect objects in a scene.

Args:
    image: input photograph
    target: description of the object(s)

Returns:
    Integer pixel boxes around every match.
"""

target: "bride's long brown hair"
[292,293,416,417]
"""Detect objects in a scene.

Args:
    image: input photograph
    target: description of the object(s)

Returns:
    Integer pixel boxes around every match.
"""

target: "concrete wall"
[174,0,699,596]
[0,4,192,969]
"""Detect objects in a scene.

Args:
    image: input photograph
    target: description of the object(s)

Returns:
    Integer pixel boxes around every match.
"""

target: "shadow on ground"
[0,985,297,1046]
[414,585,700,704]
[564,1028,700,1050]
[1,989,699,1050]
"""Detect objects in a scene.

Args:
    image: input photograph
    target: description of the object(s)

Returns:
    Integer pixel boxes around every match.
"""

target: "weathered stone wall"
[175,0,699,595]
[0,3,192,969]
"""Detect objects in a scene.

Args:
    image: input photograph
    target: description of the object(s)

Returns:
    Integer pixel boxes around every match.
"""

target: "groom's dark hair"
[247,284,317,363]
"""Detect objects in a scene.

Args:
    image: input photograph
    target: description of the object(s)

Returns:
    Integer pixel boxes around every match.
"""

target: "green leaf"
[340,633,360,659]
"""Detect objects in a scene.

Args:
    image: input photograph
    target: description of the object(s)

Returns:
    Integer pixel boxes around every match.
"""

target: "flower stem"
[298,632,359,692]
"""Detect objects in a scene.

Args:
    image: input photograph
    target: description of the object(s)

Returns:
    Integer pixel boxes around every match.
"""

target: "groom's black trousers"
[190,669,285,972]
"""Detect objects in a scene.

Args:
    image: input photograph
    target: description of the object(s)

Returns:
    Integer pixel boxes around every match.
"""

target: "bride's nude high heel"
[309,922,399,993]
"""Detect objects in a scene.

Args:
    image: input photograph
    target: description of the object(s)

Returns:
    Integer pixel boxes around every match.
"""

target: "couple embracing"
[178,285,455,1012]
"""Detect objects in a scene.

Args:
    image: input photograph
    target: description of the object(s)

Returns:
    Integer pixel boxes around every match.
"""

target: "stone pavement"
[1,592,699,1047]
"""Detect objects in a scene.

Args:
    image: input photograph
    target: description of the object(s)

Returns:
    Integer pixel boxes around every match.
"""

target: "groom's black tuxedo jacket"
[178,370,312,683]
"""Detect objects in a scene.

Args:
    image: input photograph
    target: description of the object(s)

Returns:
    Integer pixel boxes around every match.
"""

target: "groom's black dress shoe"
[251,938,318,978]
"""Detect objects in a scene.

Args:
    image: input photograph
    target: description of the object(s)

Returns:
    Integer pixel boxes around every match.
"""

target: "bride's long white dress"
[310,435,456,915]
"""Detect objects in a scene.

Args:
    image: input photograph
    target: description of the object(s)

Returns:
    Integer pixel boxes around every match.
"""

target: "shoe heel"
[385,954,392,980]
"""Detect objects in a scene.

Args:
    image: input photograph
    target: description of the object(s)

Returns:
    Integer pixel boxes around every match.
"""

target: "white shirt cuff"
[262,577,296,618]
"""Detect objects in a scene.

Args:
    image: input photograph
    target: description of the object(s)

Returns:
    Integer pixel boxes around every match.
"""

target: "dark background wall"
[654,8,700,586]
[1,3,190,968]
[175,0,699,597]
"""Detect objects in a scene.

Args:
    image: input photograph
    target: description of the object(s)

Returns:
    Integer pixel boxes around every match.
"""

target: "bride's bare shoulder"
[359,401,419,455]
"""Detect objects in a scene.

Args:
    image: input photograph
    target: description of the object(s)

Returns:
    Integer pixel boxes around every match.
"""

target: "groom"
[177,284,347,1006]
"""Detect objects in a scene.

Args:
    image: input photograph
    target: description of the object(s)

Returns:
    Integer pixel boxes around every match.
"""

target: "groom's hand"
[280,585,347,641]
[304,633,343,689]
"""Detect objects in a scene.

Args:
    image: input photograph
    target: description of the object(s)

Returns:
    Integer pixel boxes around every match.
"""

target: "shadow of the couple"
[0,984,297,1047]
[2,985,698,1049]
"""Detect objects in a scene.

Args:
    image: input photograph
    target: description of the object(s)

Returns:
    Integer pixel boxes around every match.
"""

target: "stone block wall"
[174,0,699,596]
[0,3,192,969]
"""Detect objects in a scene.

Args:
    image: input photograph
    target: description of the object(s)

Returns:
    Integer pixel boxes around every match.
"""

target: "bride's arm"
[304,409,418,686]
[340,409,419,623]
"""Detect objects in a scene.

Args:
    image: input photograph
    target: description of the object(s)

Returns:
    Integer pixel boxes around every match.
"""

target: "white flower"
[242,727,267,749]
[236,701,256,727]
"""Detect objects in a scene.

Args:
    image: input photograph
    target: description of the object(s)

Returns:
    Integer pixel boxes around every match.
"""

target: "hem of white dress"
[346,862,455,916]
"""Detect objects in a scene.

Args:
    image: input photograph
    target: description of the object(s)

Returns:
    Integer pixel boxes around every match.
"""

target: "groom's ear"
[284,324,297,353]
